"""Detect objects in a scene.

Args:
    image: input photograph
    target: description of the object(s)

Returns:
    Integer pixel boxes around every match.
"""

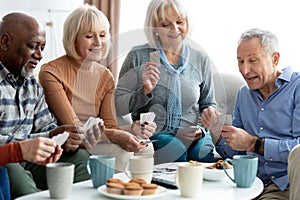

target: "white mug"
[176,162,203,198]
[124,156,154,183]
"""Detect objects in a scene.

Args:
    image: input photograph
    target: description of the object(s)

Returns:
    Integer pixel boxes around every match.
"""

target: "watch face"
[254,137,262,154]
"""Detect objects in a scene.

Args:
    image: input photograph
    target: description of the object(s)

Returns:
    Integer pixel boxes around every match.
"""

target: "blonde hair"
[144,0,189,48]
[63,4,111,60]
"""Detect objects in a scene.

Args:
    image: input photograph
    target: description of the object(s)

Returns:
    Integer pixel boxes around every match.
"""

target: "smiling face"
[0,14,46,79]
[237,37,279,93]
[156,7,188,49]
[75,27,107,62]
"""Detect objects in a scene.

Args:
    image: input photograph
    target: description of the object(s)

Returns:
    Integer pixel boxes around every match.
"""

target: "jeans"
[150,132,215,165]
[0,166,10,200]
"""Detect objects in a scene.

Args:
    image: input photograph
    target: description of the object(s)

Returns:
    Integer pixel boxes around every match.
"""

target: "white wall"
[120,0,300,75]
[2,0,299,76]
[0,0,84,72]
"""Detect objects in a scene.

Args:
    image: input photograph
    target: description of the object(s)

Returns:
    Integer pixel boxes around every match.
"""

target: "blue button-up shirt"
[0,62,57,144]
[216,66,300,191]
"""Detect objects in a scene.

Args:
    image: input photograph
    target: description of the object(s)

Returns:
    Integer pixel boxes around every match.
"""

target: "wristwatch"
[254,137,262,154]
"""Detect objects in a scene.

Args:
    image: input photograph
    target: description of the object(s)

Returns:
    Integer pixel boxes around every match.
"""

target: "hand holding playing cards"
[142,62,160,94]
[19,137,63,165]
[106,129,147,153]
[79,117,105,150]
[50,125,83,152]
[131,121,157,139]
[80,123,103,150]
[221,126,255,151]
[201,106,235,144]
[201,106,223,144]
[131,112,157,139]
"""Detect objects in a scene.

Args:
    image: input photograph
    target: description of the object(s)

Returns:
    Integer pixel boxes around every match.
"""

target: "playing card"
[150,51,160,65]
[82,117,102,131]
[140,112,155,124]
[218,114,232,125]
[79,117,104,140]
[52,131,69,145]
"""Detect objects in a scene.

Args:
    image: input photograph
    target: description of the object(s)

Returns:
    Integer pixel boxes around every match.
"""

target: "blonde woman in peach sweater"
[39,4,156,171]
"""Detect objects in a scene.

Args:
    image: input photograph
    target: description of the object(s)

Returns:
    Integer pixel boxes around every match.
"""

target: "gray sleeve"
[199,56,217,112]
[115,47,153,119]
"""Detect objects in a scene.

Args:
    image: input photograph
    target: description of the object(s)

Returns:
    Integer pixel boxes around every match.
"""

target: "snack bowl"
[202,163,233,181]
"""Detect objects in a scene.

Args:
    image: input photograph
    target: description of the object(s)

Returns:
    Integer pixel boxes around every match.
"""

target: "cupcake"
[106,182,125,195]
[129,178,147,185]
[141,183,158,195]
[123,182,143,196]
[107,178,126,185]
[124,182,140,187]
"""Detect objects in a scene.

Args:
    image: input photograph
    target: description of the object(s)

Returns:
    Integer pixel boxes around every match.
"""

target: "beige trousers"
[255,143,300,200]
[254,183,289,200]
[256,144,300,200]
[288,144,300,200]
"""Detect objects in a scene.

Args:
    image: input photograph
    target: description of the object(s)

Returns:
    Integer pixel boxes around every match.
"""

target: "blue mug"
[223,155,258,188]
[86,155,115,188]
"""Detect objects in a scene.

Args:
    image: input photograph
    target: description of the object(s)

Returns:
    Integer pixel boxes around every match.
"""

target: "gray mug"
[223,155,258,188]
[46,162,74,199]
[86,155,115,188]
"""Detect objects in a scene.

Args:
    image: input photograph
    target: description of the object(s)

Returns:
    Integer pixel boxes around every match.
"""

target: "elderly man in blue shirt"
[201,28,300,199]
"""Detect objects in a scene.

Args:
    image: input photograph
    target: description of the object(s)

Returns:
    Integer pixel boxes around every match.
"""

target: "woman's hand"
[108,130,147,153]
[142,62,160,94]
[131,121,157,139]
[176,127,203,147]
[80,123,104,150]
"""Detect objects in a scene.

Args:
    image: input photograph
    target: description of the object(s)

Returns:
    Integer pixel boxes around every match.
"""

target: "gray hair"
[144,0,190,48]
[63,4,111,60]
[238,28,279,56]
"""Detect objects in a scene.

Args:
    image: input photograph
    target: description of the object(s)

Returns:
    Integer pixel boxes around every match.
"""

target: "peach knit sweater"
[39,55,118,133]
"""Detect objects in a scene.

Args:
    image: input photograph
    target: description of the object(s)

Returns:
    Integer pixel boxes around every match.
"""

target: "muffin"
[124,182,140,187]
[129,178,147,185]
[123,182,143,196]
[107,178,126,185]
[106,182,125,195]
[141,183,158,195]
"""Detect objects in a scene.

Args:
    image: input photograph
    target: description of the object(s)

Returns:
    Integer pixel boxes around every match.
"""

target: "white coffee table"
[16,172,263,200]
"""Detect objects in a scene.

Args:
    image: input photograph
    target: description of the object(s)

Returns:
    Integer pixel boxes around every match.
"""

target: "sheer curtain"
[84,0,121,80]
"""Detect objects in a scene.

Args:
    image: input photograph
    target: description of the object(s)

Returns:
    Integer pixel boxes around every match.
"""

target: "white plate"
[154,162,233,182]
[202,163,233,181]
[97,185,167,199]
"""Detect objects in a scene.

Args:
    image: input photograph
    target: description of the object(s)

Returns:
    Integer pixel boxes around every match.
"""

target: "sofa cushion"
[214,73,245,115]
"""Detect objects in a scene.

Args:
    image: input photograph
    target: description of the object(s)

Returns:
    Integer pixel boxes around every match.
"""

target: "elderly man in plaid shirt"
[0,12,102,199]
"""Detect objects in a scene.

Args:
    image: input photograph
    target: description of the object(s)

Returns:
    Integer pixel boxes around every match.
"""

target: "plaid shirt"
[0,62,57,144]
